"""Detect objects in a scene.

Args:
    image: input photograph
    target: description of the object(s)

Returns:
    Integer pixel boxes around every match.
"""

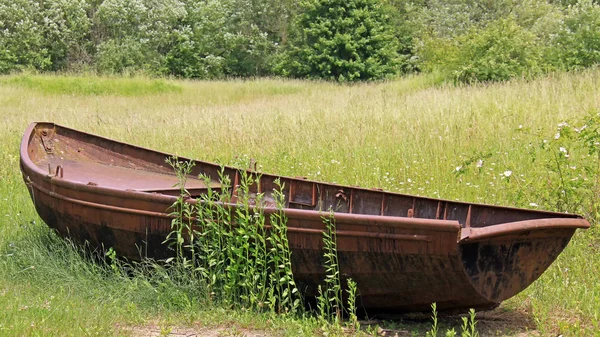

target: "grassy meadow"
[0,72,599,336]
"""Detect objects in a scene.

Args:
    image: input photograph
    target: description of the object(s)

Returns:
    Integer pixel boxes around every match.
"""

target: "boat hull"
[20,122,589,312]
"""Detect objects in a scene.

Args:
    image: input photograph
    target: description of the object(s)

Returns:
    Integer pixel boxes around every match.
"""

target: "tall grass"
[0,74,182,96]
[0,71,599,335]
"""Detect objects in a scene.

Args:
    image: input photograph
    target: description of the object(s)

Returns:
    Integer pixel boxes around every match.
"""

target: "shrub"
[278,0,401,81]
[451,18,542,83]
[0,1,50,73]
[165,0,277,79]
[95,38,159,75]
[554,0,600,70]
[95,0,187,75]
[0,0,91,73]
[42,0,92,71]
[413,0,566,80]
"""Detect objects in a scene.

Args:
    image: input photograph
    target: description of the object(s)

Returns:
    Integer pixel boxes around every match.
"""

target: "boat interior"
[26,123,581,228]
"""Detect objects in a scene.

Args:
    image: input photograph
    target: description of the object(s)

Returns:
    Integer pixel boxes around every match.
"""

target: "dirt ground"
[128,324,272,337]
[125,306,539,337]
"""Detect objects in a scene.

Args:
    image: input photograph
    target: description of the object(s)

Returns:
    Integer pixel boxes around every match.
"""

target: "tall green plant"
[317,212,343,322]
[166,160,302,315]
[229,171,269,308]
[346,278,359,331]
[164,157,195,266]
[267,179,301,314]
[194,170,233,303]
[535,113,600,218]
[460,309,479,337]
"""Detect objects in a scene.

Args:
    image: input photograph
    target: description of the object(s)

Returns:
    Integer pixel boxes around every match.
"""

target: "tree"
[278,0,401,81]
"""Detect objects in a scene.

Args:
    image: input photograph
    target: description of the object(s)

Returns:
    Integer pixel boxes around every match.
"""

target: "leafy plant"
[163,157,195,266]
[165,159,302,315]
[452,18,542,83]
[460,309,479,337]
[346,278,359,331]
[554,0,600,70]
[267,179,301,314]
[426,302,439,337]
[316,212,343,322]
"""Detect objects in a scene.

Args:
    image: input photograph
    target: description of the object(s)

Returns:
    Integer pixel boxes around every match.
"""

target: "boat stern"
[458,218,589,304]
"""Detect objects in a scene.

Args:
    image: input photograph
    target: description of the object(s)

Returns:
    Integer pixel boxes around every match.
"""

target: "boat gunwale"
[459,218,589,243]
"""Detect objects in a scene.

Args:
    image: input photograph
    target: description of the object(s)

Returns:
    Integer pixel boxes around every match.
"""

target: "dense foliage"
[1,0,600,82]
[276,0,400,81]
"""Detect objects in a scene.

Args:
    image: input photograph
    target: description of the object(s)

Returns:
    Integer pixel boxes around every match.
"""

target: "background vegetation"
[1,0,600,82]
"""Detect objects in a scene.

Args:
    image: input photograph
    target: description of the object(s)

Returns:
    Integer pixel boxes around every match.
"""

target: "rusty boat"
[20,122,590,312]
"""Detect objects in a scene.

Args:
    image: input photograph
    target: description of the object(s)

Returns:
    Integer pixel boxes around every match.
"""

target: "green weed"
[164,159,302,315]
[460,309,479,337]
[345,278,359,332]
[426,303,439,337]
[317,212,343,323]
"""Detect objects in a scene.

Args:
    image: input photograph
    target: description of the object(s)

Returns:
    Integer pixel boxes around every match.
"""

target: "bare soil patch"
[124,306,538,337]
[125,323,272,337]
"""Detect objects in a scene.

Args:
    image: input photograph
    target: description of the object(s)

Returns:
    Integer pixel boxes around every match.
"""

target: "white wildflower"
[529,203,539,207]
[455,166,462,172]
[503,170,512,177]
[575,124,587,133]
[476,159,483,168]
[554,132,561,140]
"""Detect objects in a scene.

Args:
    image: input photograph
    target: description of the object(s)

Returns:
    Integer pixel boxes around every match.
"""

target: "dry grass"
[1,71,599,336]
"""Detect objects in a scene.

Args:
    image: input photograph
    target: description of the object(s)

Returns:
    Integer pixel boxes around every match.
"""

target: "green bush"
[165,0,277,79]
[418,17,544,83]
[0,0,91,73]
[278,0,401,81]
[452,18,542,83]
[554,0,600,70]
[95,0,187,75]
[165,25,226,79]
[0,1,51,73]
[96,38,161,75]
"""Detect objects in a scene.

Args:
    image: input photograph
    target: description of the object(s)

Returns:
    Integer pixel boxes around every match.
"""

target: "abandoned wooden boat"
[20,122,589,312]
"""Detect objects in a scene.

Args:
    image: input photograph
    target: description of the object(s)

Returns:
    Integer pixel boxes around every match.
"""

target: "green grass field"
[0,72,599,336]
